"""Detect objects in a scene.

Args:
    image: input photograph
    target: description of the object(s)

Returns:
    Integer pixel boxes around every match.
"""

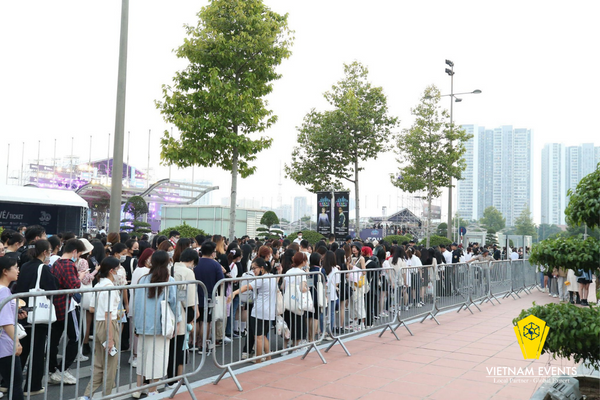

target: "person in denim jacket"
[132,251,180,398]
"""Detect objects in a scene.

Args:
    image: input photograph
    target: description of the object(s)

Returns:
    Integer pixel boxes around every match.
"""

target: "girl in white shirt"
[82,257,122,400]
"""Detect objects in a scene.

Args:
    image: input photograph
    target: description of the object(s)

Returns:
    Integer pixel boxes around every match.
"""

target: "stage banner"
[316,192,333,236]
[334,192,350,240]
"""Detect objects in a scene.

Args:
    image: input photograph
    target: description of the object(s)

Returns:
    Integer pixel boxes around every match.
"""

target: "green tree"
[286,230,325,246]
[436,223,448,237]
[285,62,399,232]
[159,222,208,239]
[260,211,280,234]
[565,163,600,229]
[418,235,452,247]
[485,229,498,246]
[479,206,506,232]
[121,196,151,237]
[537,223,563,242]
[392,85,472,247]
[514,206,538,241]
[156,0,293,241]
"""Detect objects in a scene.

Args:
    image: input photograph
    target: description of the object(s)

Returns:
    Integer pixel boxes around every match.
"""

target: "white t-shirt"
[94,278,120,321]
[327,267,340,302]
[443,250,452,265]
[510,252,519,260]
[251,273,278,321]
[283,268,307,292]
[171,262,197,335]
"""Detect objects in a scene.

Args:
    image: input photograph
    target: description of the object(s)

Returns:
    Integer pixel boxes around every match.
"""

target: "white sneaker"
[63,369,78,385]
[132,392,142,399]
[552,294,558,298]
[223,336,232,344]
[130,356,137,368]
[48,371,63,385]
[76,353,89,362]
[241,352,248,360]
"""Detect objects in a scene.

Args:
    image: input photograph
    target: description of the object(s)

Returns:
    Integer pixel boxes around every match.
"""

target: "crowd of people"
[0,225,595,399]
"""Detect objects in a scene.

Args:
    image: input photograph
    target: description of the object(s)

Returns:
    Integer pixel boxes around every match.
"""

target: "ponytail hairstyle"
[6,231,24,248]
[31,239,51,259]
[292,251,307,268]
[227,247,242,264]
[252,257,270,273]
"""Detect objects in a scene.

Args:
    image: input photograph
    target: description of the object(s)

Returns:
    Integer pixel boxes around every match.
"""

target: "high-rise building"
[541,144,566,225]
[457,125,533,226]
[293,196,308,222]
[544,143,600,224]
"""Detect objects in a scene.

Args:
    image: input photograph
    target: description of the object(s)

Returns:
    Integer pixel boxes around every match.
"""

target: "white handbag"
[212,294,225,321]
[161,296,175,339]
[80,282,93,310]
[27,264,57,325]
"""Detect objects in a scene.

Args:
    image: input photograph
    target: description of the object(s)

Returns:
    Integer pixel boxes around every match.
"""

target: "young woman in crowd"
[80,257,122,400]
[172,238,191,264]
[307,253,324,342]
[348,243,366,331]
[322,250,338,339]
[129,248,154,367]
[334,246,350,332]
[0,256,24,400]
[283,252,308,350]
[133,250,179,398]
[228,257,277,363]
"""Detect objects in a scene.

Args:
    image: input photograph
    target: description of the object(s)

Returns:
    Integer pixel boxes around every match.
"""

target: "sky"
[1,0,599,224]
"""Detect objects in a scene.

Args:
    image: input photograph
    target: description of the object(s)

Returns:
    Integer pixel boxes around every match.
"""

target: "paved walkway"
[170,290,588,400]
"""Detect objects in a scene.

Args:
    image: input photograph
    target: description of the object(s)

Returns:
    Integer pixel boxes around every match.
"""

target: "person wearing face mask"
[168,230,181,247]
[79,257,122,400]
[48,238,88,385]
[111,242,131,351]
[158,240,175,261]
[123,239,140,284]
[13,240,58,395]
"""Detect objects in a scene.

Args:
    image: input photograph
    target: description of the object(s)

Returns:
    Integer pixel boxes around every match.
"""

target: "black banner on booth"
[334,192,350,240]
[0,202,59,233]
[316,192,332,236]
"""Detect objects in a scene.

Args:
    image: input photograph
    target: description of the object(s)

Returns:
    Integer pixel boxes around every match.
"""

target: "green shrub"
[419,235,452,247]
[530,236,600,274]
[159,222,208,239]
[286,230,325,245]
[382,235,411,244]
[514,302,600,369]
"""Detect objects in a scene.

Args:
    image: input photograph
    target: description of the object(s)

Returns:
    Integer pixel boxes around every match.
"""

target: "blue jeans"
[225,295,240,336]
[538,272,545,288]
[329,300,337,332]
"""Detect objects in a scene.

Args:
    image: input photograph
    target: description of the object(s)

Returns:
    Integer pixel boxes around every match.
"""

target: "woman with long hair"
[172,238,191,264]
[322,250,338,339]
[334,247,349,332]
[129,248,154,368]
[132,251,179,398]
[80,257,122,400]
[283,252,308,350]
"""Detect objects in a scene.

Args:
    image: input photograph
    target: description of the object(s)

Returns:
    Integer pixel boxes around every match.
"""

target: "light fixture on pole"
[441,59,481,240]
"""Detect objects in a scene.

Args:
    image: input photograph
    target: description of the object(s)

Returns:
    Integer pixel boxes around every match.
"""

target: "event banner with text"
[316,192,332,236]
[334,192,350,240]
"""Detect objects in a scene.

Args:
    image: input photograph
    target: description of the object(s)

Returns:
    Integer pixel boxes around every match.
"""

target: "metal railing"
[324,267,400,356]
[0,279,208,400]
[392,264,438,336]
[210,271,327,391]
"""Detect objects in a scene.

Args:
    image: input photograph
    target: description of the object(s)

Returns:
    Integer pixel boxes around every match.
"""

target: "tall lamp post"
[442,59,481,240]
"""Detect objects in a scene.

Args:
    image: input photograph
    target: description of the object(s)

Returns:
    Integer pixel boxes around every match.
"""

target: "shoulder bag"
[27,264,57,324]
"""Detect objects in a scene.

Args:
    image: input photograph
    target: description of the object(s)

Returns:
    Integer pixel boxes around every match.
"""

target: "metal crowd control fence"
[0,279,208,400]
[324,267,399,356]
[392,264,438,336]
[210,271,327,391]
[488,260,512,303]
[522,259,538,291]
[433,262,476,314]
[463,261,490,312]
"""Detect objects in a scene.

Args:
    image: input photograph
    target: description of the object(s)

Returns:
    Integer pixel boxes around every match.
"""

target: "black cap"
[482,248,490,254]
[345,235,352,241]
[451,242,458,247]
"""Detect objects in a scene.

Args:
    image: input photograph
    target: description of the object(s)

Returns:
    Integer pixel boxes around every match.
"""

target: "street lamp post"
[441,59,481,240]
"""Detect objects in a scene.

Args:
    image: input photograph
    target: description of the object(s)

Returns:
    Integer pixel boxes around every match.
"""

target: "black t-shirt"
[452,249,462,264]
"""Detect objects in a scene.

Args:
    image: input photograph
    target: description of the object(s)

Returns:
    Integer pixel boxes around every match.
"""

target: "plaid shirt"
[51,258,81,321]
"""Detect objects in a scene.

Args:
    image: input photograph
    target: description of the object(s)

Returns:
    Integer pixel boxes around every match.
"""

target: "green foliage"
[260,211,280,231]
[121,220,151,237]
[436,223,447,237]
[485,229,498,246]
[560,224,600,240]
[392,85,472,246]
[537,223,564,242]
[159,222,208,239]
[419,235,452,247]
[123,196,149,221]
[156,0,293,240]
[530,236,600,273]
[0,227,3,238]
[286,230,325,246]
[383,235,412,245]
[565,164,600,229]
[514,302,600,369]
[514,206,538,241]
[480,206,506,232]
[285,61,399,232]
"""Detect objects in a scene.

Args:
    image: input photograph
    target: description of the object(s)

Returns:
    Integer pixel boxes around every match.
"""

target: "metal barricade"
[432,262,476,315]
[488,260,512,303]
[0,279,208,400]
[510,259,527,297]
[391,264,438,335]
[522,259,538,291]
[463,261,490,312]
[211,271,327,391]
[324,267,399,356]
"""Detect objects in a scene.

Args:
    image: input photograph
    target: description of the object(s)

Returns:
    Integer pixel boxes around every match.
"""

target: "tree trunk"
[427,181,433,248]
[355,158,360,234]
[229,143,239,242]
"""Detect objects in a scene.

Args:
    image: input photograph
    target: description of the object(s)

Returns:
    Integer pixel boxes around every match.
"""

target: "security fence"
[0,259,542,397]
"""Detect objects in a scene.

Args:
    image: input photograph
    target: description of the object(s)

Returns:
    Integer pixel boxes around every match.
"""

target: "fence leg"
[419,312,440,325]
[168,376,198,400]
[379,323,400,340]
[393,320,414,336]
[302,342,327,364]
[324,336,351,356]
[213,366,243,391]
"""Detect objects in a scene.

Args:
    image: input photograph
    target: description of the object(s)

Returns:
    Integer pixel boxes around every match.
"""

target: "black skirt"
[283,310,307,341]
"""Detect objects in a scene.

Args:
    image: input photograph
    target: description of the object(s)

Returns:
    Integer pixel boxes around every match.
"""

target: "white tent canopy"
[0,185,88,208]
